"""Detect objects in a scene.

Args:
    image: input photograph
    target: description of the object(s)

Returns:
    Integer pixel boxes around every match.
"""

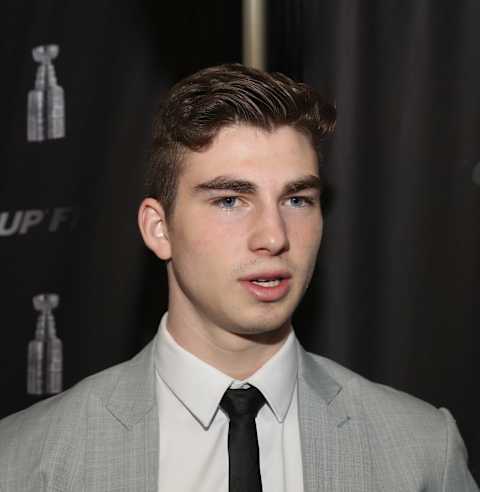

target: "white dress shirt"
[154,312,304,492]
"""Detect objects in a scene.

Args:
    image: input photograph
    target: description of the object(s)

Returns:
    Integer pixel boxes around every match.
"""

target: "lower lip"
[239,278,291,302]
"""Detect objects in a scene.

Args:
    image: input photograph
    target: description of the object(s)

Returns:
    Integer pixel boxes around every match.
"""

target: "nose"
[248,204,290,256]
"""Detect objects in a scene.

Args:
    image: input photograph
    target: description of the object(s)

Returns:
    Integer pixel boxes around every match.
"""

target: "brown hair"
[145,63,336,218]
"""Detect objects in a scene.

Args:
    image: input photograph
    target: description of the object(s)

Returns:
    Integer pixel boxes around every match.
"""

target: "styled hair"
[145,63,336,218]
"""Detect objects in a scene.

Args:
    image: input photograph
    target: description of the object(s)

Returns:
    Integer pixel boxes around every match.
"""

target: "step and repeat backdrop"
[1,0,479,482]
[0,0,242,415]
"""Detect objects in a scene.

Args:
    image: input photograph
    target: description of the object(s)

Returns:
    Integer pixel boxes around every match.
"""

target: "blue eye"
[215,196,239,209]
[288,196,314,207]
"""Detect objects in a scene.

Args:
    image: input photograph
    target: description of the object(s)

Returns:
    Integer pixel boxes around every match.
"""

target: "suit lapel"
[81,333,373,491]
[84,338,159,491]
[297,347,373,492]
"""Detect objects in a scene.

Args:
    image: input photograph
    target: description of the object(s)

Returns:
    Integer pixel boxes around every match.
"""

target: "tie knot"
[220,386,266,419]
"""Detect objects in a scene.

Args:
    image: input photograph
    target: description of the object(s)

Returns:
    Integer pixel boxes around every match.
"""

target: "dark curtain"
[269,0,480,482]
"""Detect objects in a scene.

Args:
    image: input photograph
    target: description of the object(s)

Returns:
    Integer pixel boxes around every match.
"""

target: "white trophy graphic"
[27,293,63,395]
[27,45,65,142]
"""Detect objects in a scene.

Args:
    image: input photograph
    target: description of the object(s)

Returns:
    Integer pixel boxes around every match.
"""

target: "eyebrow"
[193,175,257,194]
[282,175,323,195]
[193,174,322,195]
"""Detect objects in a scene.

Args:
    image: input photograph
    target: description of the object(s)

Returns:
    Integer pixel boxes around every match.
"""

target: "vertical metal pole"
[242,0,266,70]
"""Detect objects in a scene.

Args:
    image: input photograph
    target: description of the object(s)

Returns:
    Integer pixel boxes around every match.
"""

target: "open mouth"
[240,274,291,301]
[250,278,282,287]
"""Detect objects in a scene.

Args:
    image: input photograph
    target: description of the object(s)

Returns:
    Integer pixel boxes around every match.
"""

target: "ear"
[138,198,172,260]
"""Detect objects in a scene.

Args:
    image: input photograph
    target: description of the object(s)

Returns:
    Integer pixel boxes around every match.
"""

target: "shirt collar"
[154,312,298,428]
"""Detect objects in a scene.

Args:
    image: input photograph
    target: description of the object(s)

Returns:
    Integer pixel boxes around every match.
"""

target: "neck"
[165,307,291,380]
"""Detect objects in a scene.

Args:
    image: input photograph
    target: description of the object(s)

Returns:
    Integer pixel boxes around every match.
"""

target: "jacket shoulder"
[302,351,476,487]
[305,350,442,418]
[0,338,156,491]
[303,350,456,455]
[300,349,477,489]
[305,351,466,470]
[0,359,126,477]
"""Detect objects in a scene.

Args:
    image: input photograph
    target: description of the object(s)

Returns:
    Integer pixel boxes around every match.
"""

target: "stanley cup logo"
[27,45,65,142]
[27,294,63,395]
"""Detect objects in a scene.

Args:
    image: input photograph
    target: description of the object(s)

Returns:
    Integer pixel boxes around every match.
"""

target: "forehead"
[179,124,318,187]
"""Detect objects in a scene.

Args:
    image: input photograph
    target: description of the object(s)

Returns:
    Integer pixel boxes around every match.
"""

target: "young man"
[0,65,477,491]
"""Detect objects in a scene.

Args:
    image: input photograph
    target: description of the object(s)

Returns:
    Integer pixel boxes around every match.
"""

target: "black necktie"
[220,386,266,492]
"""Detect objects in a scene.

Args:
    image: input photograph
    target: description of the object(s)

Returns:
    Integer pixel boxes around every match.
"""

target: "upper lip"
[239,271,292,281]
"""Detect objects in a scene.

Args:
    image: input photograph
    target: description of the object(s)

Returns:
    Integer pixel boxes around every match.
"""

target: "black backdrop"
[1,0,479,482]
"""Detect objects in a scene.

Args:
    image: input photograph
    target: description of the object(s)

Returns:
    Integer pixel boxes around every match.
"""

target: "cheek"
[172,223,233,272]
[313,220,324,247]
[289,215,323,252]
[178,210,246,255]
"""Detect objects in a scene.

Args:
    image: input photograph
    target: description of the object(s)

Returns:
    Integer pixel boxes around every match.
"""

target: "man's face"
[164,124,323,337]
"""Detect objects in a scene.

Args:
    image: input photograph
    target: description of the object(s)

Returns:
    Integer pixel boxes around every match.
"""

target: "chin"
[228,309,292,337]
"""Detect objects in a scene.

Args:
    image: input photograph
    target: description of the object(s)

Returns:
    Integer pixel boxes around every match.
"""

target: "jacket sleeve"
[440,408,479,491]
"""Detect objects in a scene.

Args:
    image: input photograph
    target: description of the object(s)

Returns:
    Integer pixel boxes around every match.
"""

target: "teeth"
[252,279,281,287]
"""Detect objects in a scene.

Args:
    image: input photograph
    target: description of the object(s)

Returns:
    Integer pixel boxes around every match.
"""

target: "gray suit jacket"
[0,336,477,491]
